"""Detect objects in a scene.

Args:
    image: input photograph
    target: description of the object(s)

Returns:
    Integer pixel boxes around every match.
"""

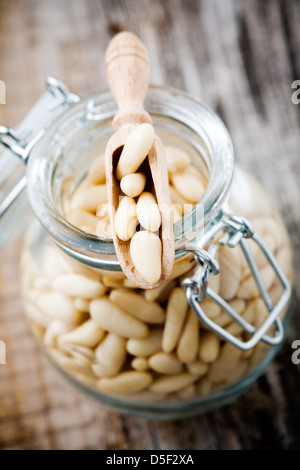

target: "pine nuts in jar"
[13,85,293,419]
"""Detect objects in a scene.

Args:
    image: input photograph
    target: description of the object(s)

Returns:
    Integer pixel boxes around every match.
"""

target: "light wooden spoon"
[105,31,174,289]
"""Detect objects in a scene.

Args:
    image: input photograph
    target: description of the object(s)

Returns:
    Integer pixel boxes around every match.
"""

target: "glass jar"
[1,81,294,419]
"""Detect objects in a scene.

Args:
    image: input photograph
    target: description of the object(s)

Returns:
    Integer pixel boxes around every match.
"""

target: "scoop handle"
[105,32,151,130]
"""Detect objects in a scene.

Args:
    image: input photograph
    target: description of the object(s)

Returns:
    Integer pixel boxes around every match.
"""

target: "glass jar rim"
[26,85,234,270]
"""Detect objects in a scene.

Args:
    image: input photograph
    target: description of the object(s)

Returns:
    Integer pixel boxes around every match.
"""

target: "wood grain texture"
[0,0,300,450]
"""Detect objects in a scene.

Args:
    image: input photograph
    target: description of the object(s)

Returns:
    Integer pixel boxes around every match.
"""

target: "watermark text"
[0,340,6,365]
[291,340,300,365]
[291,80,300,105]
[0,80,6,104]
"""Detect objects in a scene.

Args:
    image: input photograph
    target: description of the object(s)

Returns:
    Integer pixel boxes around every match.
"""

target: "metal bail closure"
[181,210,292,351]
[0,77,80,221]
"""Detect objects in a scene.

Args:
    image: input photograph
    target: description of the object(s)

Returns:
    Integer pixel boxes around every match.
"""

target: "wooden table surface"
[0,0,300,450]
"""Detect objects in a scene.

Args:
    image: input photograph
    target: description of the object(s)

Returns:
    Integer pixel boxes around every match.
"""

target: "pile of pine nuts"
[20,143,293,404]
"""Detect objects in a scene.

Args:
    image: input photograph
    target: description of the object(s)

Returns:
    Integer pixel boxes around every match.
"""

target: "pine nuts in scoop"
[111,123,165,286]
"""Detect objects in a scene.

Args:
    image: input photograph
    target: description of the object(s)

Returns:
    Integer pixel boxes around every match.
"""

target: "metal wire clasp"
[180,209,292,351]
[0,77,80,163]
[0,77,80,220]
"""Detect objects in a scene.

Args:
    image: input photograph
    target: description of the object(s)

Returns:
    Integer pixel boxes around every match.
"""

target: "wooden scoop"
[105,31,174,289]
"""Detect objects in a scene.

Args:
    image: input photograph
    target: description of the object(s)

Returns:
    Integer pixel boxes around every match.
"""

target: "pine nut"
[228,298,246,315]
[208,342,242,384]
[177,309,199,363]
[52,273,106,299]
[43,247,66,281]
[130,231,162,285]
[94,333,126,377]
[136,192,161,232]
[79,224,97,235]
[49,348,96,377]
[199,298,221,319]
[213,311,233,328]
[187,360,208,376]
[237,264,275,299]
[44,320,71,347]
[165,146,191,173]
[162,287,189,353]
[58,319,105,348]
[109,289,165,324]
[219,245,242,300]
[198,332,221,363]
[68,210,100,232]
[226,302,255,336]
[96,202,110,218]
[34,277,51,290]
[98,371,153,395]
[123,278,137,288]
[36,291,82,324]
[120,172,146,197]
[127,329,162,357]
[58,250,101,280]
[177,384,196,401]
[25,302,52,328]
[149,372,198,394]
[268,279,283,305]
[276,245,293,277]
[102,276,124,288]
[131,357,149,371]
[196,378,213,397]
[74,297,90,312]
[86,154,106,185]
[71,371,98,389]
[226,360,248,384]
[125,391,167,403]
[116,123,155,180]
[71,184,107,211]
[171,168,205,203]
[114,196,137,241]
[90,298,149,338]
[148,352,183,374]
[169,253,195,281]
[144,280,176,302]
[61,344,95,366]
